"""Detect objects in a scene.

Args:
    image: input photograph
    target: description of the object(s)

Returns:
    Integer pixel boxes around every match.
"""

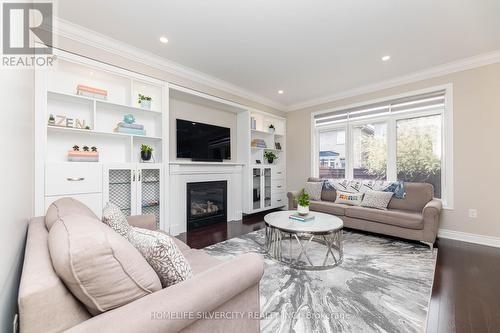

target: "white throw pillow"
[335,190,364,206]
[361,190,394,210]
[304,181,323,201]
[127,227,193,288]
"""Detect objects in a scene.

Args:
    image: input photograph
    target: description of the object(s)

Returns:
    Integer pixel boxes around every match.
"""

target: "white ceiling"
[56,0,500,110]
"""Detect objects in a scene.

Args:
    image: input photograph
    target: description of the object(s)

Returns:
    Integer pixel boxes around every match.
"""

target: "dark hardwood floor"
[178,214,500,332]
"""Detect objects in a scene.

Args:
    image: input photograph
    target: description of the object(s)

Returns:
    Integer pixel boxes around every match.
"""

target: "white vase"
[297,204,309,216]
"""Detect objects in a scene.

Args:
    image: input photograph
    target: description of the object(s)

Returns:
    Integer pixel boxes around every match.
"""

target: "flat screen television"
[176,119,231,162]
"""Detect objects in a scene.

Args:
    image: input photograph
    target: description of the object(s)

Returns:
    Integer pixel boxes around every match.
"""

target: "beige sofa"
[18,203,264,333]
[288,178,442,248]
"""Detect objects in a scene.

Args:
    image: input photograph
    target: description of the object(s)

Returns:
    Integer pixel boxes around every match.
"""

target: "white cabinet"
[45,163,102,196]
[103,163,163,228]
[250,166,285,213]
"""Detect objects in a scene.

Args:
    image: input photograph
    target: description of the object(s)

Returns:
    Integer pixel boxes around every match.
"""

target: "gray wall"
[0,68,34,332]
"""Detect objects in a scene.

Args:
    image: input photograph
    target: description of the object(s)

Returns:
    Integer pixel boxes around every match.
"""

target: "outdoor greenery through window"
[314,89,449,201]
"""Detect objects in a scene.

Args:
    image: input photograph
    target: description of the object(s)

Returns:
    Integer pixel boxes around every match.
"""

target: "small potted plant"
[72,145,80,151]
[48,114,55,125]
[297,189,310,216]
[140,144,153,162]
[138,94,152,110]
[268,124,275,134]
[264,151,277,164]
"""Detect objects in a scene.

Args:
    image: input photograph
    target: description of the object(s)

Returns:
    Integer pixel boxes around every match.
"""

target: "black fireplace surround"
[187,181,227,230]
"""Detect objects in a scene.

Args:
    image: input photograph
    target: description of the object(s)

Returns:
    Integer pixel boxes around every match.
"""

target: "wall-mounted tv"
[176,119,231,162]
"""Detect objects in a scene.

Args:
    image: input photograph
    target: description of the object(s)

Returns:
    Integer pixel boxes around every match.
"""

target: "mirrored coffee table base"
[264,225,343,270]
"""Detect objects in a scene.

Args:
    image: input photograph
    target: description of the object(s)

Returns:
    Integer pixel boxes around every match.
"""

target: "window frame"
[311,84,454,208]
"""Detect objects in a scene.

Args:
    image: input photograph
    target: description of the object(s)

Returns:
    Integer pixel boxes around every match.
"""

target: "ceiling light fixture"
[382,55,391,62]
[278,90,284,94]
[159,36,169,44]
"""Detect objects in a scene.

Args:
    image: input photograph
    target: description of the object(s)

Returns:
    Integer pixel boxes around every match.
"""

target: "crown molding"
[286,49,500,112]
[52,17,287,111]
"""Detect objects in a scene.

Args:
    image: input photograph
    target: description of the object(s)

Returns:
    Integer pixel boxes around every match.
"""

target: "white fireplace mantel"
[168,162,243,235]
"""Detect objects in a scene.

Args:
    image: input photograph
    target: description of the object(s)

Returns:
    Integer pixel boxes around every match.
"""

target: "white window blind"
[314,90,446,127]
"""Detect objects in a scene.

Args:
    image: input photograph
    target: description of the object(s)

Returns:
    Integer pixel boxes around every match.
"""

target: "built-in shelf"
[251,147,283,152]
[48,90,162,114]
[47,125,162,140]
[169,161,245,166]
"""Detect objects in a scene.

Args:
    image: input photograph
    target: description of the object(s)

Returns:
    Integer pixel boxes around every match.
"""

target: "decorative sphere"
[123,114,135,124]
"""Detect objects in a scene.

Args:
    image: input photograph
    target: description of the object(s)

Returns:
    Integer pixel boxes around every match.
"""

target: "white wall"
[0,68,34,332]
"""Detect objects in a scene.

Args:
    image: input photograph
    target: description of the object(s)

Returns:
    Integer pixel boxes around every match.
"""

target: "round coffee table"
[264,210,344,270]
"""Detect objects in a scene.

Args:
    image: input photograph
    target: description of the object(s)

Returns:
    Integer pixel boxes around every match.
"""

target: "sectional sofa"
[288,178,442,248]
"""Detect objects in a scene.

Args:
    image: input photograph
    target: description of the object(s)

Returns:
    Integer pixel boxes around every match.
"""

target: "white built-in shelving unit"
[35,49,168,229]
[35,49,286,233]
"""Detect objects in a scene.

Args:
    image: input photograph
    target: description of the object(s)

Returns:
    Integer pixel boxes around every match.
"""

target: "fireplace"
[187,181,227,230]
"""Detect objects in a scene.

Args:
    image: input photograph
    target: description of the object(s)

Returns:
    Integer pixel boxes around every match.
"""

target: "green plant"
[297,189,310,207]
[138,94,152,103]
[269,124,275,129]
[264,151,277,162]
[72,145,80,151]
[140,144,153,153]
[91,146,98,152]
[82,146,89,152]
[48,114,55,121]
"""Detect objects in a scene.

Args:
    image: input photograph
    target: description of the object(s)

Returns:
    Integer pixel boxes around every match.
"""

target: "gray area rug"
[204,229,437,333]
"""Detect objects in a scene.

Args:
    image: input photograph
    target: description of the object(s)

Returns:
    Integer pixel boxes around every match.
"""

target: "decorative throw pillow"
[304,181,323,201]
[361,190,394,210]
[48,214,162,315]
[127,227,193,288]
[45,197,98,231]
[102,203,130,237]
[335,190,364,206]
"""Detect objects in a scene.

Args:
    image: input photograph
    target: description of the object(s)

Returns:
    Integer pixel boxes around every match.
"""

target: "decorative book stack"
[67,150,99,162]
[289,213,314,222]
[76,85,108,100]
[115,122,146,135]
[251,138,266,149]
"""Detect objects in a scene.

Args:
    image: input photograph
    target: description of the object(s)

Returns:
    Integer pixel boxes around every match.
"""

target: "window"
[313,87,452,206]
[352,122,387,180]
[397,115,442,197]
[319,129,346,179]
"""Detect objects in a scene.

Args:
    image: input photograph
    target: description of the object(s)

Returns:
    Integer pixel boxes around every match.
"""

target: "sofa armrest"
[287,191,300,209]
[65,253,264,333]
[126,214,156,230]
[422,199,442,218]
[421,199,442,244]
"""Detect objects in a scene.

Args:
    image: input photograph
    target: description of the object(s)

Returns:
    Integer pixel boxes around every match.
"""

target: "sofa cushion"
[310,201,348,216]
[388,182,434,212]
[127,227,193,288]
[345,206,424,230]
[335,190,364,206]
[48,214,162,315]
[45,197,98,231]
[361,190,394,210]
[305,181,323,201]
[19,218,91,333]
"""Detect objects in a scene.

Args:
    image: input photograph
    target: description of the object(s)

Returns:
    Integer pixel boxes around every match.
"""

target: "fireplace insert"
[187,181,227,230]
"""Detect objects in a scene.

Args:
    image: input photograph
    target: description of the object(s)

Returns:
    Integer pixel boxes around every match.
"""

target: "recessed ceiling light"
[278,90,284,94]
[159,36,169,44]
[382,55,391,62]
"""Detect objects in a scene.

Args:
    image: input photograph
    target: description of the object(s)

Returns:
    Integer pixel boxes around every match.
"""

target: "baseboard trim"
[438,229,500,248]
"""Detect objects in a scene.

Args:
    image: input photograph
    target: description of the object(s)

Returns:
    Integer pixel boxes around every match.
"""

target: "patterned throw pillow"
[102,203,193,288]
[102,203,130,237]
[305,181,323,201]
[324,179,406,199]
[335,190,364,206]
[361,190,394,210]
[127,227,193,288]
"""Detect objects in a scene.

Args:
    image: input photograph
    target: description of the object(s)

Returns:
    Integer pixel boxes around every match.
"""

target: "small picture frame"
[256,160,262,164]
[275,142,282,150]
